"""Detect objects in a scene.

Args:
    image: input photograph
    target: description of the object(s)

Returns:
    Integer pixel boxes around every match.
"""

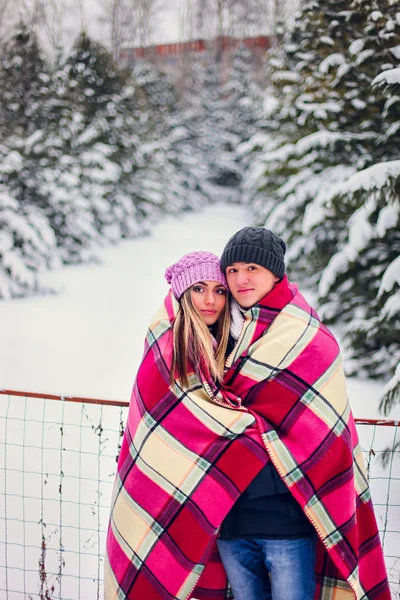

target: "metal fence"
[0,389,399,599]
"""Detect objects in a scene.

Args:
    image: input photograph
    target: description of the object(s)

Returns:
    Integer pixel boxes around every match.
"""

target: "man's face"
[225,262,279,308]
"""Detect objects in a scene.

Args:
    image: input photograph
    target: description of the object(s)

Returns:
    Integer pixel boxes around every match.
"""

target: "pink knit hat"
[165,251,228,299]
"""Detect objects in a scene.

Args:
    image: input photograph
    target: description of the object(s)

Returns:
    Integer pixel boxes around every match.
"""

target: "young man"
[217,227,389,600]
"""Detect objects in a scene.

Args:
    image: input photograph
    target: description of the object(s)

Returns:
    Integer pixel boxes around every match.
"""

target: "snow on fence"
[0,390,399,599]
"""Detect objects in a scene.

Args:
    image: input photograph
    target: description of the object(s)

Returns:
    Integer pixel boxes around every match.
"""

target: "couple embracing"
[105,227,390,600]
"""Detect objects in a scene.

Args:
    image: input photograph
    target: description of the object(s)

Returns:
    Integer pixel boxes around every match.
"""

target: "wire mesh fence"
[0,389,399,599]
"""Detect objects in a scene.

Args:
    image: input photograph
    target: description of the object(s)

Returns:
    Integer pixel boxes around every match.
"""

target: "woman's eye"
[192,286,204,293]
[216,289,226,295]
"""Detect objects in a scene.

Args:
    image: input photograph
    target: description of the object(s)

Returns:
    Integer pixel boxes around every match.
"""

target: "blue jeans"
[217,537,316,600]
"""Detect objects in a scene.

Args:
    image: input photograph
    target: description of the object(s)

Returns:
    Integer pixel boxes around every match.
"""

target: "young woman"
[164,251,231,387]
[105,251,249,600]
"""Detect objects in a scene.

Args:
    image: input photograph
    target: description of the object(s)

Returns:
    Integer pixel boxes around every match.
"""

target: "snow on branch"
[319,53,346,74]
[0,187,59,299]
[378,256,400,297]
[304,160,400,233]
[317,161,400,297]
[271,71,301,83]
[372,67,400,88]
[321,159,400,197]
[264,130,374,165]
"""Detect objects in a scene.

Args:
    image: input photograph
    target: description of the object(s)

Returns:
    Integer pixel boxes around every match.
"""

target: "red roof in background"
[120,36,270,60]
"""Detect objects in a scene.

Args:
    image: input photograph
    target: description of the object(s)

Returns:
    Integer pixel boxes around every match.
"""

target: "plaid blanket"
[105,277,389,600]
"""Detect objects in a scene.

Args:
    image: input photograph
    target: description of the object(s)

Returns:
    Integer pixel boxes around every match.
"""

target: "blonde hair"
[171,288,230,387]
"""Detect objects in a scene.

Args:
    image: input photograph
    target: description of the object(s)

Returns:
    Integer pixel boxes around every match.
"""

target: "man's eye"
[228,268,236,273]
[248,266,256,271]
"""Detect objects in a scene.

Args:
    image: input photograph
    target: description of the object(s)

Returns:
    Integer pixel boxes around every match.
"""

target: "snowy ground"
[1,204,250,401]
[0,203,399,597]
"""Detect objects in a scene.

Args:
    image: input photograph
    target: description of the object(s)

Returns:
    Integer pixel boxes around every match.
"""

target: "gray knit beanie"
[220,227,286,279]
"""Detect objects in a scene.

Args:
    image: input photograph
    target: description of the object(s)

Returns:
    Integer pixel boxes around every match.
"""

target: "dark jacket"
[219,461,315,539]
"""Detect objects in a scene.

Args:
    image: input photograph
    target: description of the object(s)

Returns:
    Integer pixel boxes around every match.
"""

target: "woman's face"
[190,280,227,325]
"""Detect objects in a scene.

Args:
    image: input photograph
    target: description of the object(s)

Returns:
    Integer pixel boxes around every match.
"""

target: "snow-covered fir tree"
[58,33,145,246]
[0,23,50,139]
[245,0,399,223]
[178,46,265,202]
[300,4,400,398]
[0,26,59,298]
[190,58,241,192]
[222,44,265,189]
[131,61,205,218]
[1,27,236,299]
[24,54,101,264]
[241,0,400,400]
[245,0,400,232]
[371,66,400,413]
[0,149,59,298]
[168,59,218,201]
[306,161,400,379]
[0,24,53,209]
